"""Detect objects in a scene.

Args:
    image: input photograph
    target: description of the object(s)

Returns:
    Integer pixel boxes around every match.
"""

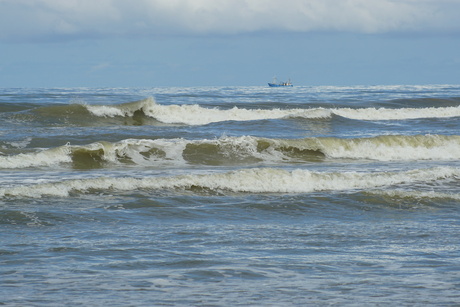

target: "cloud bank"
[1,0,459,41]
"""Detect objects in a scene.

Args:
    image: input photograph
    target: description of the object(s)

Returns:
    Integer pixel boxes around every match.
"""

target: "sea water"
[1,85,460,306]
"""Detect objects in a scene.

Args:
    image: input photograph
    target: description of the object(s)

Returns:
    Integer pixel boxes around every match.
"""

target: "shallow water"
[1,85,460,306]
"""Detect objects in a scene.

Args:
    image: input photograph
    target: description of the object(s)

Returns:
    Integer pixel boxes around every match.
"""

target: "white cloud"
[0,0,459,41]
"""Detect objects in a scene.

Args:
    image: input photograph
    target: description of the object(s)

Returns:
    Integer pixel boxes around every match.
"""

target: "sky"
[0,0,459,87]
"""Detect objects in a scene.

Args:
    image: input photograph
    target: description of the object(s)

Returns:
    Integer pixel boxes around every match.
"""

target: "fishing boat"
[268,77,293,87]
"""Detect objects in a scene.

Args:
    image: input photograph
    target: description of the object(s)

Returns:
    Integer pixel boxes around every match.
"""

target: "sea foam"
[334,106,460,120]
[0,146,72,168]
[1,166,458,198]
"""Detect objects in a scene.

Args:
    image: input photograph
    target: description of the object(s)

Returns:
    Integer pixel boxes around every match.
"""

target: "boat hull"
[268,83,293,87]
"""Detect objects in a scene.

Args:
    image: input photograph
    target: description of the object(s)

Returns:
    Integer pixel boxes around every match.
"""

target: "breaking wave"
[8,97,460,126]
[93,98,460,124]
[1,166,458,198]
[85,98,332,125]
[84,97,460,125]
[1,134,459,169]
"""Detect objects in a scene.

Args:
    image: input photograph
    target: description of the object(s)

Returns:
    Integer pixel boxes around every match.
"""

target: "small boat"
[268,77,293,87]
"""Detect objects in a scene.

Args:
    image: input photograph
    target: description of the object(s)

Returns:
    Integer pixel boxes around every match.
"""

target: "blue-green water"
[1,85,460,306]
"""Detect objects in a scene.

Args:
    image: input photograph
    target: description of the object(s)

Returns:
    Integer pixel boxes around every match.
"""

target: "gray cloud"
[1,0,459,41]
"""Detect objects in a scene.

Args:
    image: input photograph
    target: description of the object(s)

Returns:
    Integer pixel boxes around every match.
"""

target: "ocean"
[1,85,460,306]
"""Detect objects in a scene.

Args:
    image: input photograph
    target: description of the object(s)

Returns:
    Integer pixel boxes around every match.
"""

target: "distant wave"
[1,134,459,169]
[1,166,458,198]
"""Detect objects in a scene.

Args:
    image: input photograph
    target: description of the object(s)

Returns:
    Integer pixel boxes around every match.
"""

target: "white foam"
[1,166,458,198]
[313,135,460,161]
[85,98,154,117]
[333,106,460,120]
[144,103,460,124]
[6,137,32,149]
[85,105,126,117]
[0,146,72,168]
[117,138,189,165]
[143,103,331,125]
